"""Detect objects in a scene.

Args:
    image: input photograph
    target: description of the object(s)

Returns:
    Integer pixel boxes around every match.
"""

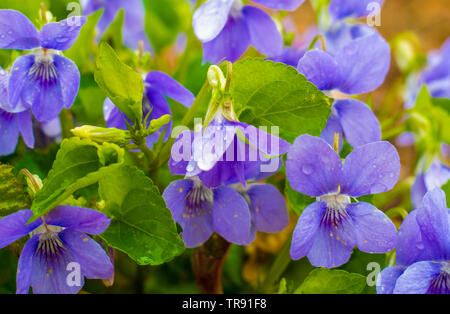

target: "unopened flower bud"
[71,125,131,144]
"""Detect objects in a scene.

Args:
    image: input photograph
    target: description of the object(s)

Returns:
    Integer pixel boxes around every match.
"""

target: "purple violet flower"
[163,177,251,247]
[287,135,400,268]
[297,23,390,95]
[320,99,381,151]
[328,0,385,22]
[104,71,195,147]
[269,21,318,68]
[238,182,290,244]
[411,159,450,209]
[0,109,34,156]
[81,0,152,51]
[0,67,34,155]
[0,9,86,122]
[377,188,449,294]
[296,23,387,149]
[163,178,289,248]
[193,0,305,64]
[0,206,113,294]
[168,115,290,189]
[404,38,450,109]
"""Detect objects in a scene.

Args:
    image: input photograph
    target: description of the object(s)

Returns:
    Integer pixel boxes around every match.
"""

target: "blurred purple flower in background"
[0,10,86,122]
[104,71,195,148]
[328,0,385,22]
[404,38,450,109]
[287,135,399,268]
[377,188,449,294]
[193,0,305,64]
[81,0,152,51]
[411,159,450,209]
[0,206,113,294]
[269,18,318,67]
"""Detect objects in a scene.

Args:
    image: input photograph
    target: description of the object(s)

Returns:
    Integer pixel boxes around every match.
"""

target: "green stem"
[139,143,155,165]
[260,234,292,293]
[385,207,409,220]
[60,109,75,139]
[382,123,407,140]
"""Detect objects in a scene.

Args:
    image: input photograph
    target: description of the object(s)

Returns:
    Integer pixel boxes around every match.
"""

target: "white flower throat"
[317,192,351,228]
[32,224,66,258]
[28,49,58,84]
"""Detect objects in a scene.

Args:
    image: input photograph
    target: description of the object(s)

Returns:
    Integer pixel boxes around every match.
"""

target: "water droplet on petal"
[302,165,313,175]
[370,183,386,194]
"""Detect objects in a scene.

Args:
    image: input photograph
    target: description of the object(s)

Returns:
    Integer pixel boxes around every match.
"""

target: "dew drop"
[370,183,386,194]
[186,163,195,173]
[302,164,313,175]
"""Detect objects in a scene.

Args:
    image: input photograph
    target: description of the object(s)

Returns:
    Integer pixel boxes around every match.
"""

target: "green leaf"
[230,58,332,142]
[94,42,144,124]
[338,249,386,294]
[30,138,123,221]
[431,97,450,115]
[277,278,296,294]
[0,164,31,217]
[144,0,192,53]
[295,268,366,294]
[408,85,450,158]
[98,164,185,265]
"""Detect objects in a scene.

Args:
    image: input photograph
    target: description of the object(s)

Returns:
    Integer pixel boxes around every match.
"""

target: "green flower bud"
[71,126,131,144]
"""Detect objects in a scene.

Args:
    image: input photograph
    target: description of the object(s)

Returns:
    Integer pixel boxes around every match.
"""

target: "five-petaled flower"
[377,188,449,294]
[0,9,86,122]
[287,135,400,268]
[163,177,289,248]
[297,23,388,149]
[0,206,113,294]
[193,0,305,64]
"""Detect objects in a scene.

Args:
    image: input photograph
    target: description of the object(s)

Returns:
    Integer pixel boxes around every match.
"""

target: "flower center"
[32,224,66,259]
[318,193,351,211]
[317,193,351,229]
[29,50,58,84]
[184,179,213,219]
